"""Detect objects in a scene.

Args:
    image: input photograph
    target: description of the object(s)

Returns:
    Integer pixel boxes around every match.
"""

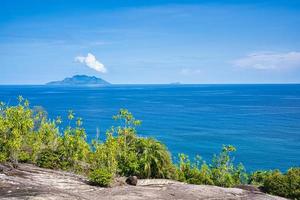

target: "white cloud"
[232,51,300,70]
[75,53,107,73]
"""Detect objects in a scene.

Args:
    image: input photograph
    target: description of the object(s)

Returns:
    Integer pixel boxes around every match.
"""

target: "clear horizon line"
[1,82,300,86]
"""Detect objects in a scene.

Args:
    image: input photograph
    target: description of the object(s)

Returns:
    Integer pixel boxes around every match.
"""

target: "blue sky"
[1,0,300,84]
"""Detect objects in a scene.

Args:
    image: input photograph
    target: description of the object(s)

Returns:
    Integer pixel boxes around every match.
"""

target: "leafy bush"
[0,152,7,163]
[18,151,31,163]
[110,109,176,179]
[250,168,300,199]
[88,168,113,187]
[36,149,62,169]
[176,145,247,187]
[135,137,175,179]
[210,145,246,187]
[0,97,34,164]
[89,109,176,179]
[249,170,272,186]
[0,97,90,172]
[113,109,141,176]
[287,168,300,199]
[57,114,90,172]
[177,154,214,185]
[263,170,289,198]
[117,149,139,177]
[89,132,119,175]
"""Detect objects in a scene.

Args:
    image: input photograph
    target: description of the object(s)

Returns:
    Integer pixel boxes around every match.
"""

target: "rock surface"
[0,164,286,200]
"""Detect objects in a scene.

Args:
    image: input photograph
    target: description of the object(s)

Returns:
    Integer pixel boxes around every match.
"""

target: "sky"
[1,0,300,84]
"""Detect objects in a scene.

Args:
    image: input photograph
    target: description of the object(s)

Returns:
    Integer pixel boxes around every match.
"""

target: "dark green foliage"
[113,109,140,176]
[89,168,113,187]
[135,137,175,179]
[249,168,300,199]
[263,170,290,198]
[18,151,31,163]
[210,145,247,187]
[177,154,214,185]
[90,109,175,179]
[112,109,175,179]
[287,168,300,199]
[249,170,272,186]
[176,145,248,187]
[117,150,139,177]
[37,149,62,169]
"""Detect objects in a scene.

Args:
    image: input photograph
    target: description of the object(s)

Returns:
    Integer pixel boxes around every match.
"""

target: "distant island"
[170,82,181,85]
[46,75,111,86]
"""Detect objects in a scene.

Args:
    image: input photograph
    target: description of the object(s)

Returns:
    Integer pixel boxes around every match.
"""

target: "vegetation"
[0,97,299,199]
[88,109,175,179]
[89,168,113,187]
[249,168,300,199]
[176,145,248,187]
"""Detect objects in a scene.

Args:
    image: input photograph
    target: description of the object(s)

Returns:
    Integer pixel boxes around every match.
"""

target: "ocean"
[0,84,299,171]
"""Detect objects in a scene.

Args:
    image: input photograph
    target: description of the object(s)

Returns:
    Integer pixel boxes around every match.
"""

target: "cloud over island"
[75,53,107,73]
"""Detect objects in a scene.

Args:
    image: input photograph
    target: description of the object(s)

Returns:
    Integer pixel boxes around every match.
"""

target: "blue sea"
[0,84,299,172]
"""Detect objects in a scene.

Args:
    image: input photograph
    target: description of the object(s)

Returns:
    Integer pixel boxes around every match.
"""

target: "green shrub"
[287,168,300,199]
[36,149,62,169]
[0,152,8,163]
[177,154,211,184]
[258,168,300,199]
[18,151,31,163]
[176,145,247,187]
[0,97,34,164]
[263,170,290,198]
[88,168,113,187]
[89,132,119,175]
[90,110,176,180]
[249,170,272,186]
[57,115,90,173]
[135,138,174,179]
[210,145,246,187]
[117,150,139,176]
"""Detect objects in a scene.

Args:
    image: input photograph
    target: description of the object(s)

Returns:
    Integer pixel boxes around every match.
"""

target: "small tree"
[58,112,90,172]
[0,96,34,164]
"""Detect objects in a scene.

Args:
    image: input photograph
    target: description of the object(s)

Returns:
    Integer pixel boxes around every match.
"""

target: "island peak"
[46,75,110,86]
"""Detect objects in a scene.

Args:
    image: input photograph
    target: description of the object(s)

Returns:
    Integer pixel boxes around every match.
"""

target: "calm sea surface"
[0,84,299,171]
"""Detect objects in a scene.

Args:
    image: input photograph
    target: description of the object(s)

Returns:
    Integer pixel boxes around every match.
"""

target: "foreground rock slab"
[0,164,286,200]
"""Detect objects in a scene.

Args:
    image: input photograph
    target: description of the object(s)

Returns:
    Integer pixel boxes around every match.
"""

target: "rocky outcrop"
[126,176,138,186]
[0,164,286,200]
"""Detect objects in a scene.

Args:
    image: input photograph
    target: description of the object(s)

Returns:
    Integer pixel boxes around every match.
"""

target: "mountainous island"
[46,75,110,86]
